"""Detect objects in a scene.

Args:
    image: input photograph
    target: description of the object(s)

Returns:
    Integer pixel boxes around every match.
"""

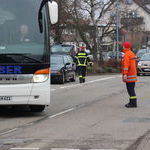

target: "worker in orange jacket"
[122,41,137,108]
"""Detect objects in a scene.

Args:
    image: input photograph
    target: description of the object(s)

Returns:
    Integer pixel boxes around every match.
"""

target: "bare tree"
[64,0,115,61]
[51,0,73,43]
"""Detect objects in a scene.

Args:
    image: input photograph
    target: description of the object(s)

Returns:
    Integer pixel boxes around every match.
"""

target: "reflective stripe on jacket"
[122,48,137,83]
[74,51,90,66]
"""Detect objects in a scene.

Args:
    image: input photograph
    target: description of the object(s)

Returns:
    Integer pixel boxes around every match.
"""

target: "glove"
[122,74,127,82]
[89,62,93,67]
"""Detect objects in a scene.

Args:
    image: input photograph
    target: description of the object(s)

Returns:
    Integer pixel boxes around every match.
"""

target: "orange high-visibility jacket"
[122,48,137,83]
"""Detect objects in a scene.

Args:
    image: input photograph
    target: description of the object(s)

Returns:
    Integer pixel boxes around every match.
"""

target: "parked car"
[137,53,150,76]
[102,51,123,61]
[136,49,150,61]
[102,51,114,61]
[51,54,76,84]
[51,44,77,58]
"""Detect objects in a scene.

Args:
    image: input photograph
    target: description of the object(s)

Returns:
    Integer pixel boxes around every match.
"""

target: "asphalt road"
[0,74,150,150]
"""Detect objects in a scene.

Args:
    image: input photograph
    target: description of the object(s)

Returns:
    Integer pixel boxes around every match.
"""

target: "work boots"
[79,77,83,83]
[79,77,85,83]
[125,99,137,108]
[82,78,85,83]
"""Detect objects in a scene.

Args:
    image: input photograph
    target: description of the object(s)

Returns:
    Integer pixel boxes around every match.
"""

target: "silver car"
[137,53,150,75]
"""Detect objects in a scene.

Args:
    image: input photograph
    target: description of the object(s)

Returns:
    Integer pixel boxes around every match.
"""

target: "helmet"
[123,41,131,49]
[80,46,85,50]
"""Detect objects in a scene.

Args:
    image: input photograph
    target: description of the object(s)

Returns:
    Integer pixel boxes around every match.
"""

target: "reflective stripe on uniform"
[77,58,81,66]
[77,64,86,66]
[126,78,137,81]
[79,75,82,78]
[77,56,87,58]
[78,53,86,56]
[127,75,137,78]
[130,96,137,99]
[76,56,87,66]
[123,68,128,70]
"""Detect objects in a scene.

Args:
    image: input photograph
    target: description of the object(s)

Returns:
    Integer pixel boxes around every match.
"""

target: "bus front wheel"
[30,105,45,112]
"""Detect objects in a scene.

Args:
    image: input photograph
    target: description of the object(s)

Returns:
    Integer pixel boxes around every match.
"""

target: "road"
[0,74,150,150]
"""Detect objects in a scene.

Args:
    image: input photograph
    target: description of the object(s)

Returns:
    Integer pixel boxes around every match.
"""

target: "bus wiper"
[0,53,42,63]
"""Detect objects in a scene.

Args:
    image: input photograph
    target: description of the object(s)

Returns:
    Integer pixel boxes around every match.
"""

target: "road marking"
[49,108,75,119]
[90,149,118,150]
[10,148,39,150]
[59,77,115,90]
[0,128,18,136]
[51,149,80,150]
[60,84,82,89]
[86,77,115,83]
[10,148,118,150]
[51,89,56,91]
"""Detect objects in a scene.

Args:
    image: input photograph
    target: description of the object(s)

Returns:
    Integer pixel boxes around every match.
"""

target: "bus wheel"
[30,105,45,112]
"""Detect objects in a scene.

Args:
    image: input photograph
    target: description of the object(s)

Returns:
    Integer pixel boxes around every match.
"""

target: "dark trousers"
[77,66,86,80]
[126,82,136,99]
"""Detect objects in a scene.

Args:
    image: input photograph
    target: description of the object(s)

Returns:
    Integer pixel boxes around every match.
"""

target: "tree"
[64,0,116,61]
[51,0,73,43]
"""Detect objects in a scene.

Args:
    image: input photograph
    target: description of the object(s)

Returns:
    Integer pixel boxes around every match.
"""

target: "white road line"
[9,148,118,150]
[10,148,39,150]
[86,77,115,84]
[49,108,75,119]
[51,149,80,150]
[59,77,115,90]
[90,149,118,150]
[24,122,34,126]
[51,89,56,91]
[0,128,18,136]
[60,83,82,89]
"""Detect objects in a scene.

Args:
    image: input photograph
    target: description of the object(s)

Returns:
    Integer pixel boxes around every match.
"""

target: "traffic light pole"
[116,0,119,61]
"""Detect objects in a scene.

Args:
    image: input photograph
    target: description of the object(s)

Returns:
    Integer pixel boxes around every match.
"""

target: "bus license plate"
[0,96,12,101]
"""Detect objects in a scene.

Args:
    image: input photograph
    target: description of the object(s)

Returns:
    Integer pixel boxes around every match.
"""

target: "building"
[120,0,150,49]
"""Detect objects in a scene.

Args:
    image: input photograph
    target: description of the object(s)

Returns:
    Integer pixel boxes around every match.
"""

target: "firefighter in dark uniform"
[74,46,92,83]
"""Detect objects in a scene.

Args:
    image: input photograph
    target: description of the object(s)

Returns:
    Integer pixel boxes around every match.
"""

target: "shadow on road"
[0,106,45,118]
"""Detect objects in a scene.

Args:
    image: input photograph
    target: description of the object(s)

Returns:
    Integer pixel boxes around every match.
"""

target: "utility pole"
[116,0,120,61]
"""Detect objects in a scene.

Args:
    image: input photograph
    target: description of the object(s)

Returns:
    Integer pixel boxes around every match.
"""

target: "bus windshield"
[0,0,47,63]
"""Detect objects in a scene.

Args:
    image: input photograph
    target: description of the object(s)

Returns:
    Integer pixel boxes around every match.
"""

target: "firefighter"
[74,46,92,83]
[122,41,138,108]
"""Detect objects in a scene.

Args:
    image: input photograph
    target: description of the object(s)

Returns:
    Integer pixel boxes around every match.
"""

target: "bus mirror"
[48,1,58,24]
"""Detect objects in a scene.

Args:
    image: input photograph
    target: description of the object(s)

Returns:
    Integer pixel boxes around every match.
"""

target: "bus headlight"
[32,68,49,83]
[32,74,49,83]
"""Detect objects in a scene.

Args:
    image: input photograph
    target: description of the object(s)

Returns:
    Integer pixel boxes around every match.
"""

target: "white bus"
[0,0,58,112]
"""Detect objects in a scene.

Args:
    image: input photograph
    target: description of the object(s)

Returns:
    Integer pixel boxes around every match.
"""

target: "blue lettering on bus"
[0,66,22,74]
[0,66,5,74]
[14,66,22,74]
[7,66,13,74]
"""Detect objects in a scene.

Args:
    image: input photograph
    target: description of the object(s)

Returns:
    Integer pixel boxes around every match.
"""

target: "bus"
[0,0,58,112]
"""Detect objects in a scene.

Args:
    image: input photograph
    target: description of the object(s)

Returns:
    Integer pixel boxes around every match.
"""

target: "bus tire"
[30,105,45,112]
